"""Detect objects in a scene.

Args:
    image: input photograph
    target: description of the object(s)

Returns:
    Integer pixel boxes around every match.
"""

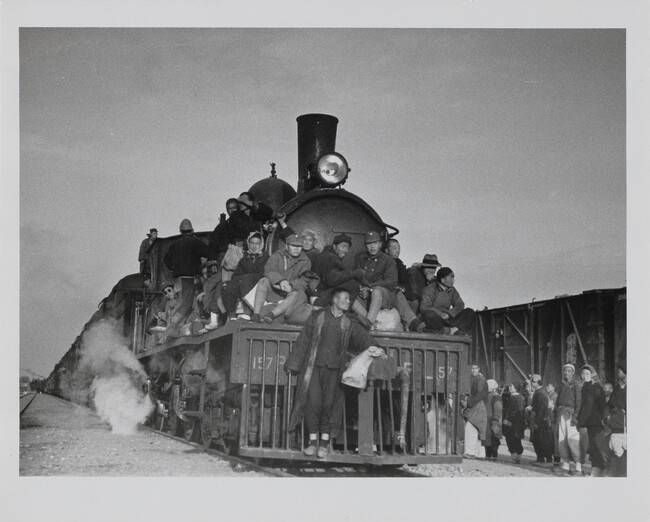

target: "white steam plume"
[76,319,154,434]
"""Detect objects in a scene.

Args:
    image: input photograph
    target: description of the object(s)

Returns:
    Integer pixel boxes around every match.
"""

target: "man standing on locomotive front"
[163,219,208,334]
[285,287,383,458]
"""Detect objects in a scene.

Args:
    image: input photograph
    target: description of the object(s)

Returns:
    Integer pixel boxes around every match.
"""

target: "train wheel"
[182,420,196,442]
[200,406,213,449]
[169,408,181,437]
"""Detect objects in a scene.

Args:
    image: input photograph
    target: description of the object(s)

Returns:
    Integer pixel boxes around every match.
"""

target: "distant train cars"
[471,288,626,388]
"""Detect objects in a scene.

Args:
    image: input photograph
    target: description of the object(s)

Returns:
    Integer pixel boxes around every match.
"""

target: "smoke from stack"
[74,319,154,434]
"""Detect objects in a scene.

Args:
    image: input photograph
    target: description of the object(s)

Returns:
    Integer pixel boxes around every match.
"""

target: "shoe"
[251,313,261,323]
[463,454,476,460]
[448,326,459,335]
[149,326,167,333]
[205,312,219,331]
[304,444,317,457]
[317,445,328,459]
[442,327,452,335]
[262,313,274,324]
[408,318,426,333]
[198,328,208,335]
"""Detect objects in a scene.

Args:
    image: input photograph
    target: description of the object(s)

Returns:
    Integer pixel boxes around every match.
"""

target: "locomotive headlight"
[316,152,350,187]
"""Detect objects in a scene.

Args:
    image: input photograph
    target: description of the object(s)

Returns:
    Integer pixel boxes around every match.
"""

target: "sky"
[16,27,628,377]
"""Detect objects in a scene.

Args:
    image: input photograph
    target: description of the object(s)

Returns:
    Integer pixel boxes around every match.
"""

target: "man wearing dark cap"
[405,254,441,312]
[315,234,362,300]
[138,228,158,276]
[420,267,475,335]
[251,233,311,323]
[353,232,424,332]
[555,363,583,476]
[163,219,208,334]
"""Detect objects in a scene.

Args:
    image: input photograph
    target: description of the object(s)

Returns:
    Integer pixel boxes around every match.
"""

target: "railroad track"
[147,426,430,477]
[20,392,38,416]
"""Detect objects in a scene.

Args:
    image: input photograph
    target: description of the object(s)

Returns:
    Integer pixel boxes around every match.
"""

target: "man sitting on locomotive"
[207,198,243,264]
[221,231,269,317]
[405,254,441,313]
[250,233,311,323]
[420,266,475,335]
[238,191,274,229]
[354,232,425,332]
[285,287,384,458]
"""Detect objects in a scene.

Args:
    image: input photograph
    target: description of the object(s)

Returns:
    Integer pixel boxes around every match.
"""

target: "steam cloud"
[75,319,154,434]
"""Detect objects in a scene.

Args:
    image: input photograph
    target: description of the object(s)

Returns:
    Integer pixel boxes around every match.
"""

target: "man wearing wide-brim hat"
[405,253,441,312]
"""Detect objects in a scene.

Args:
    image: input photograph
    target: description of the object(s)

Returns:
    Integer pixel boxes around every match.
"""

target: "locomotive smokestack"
[296,114,338,193]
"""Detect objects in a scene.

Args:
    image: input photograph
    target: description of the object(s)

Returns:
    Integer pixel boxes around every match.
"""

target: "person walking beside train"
[354,232,424,332]
[285,287,383,458]
[251,233,311,323]
[420,267,475,335]
[546,382,561,466]
[484,379,503,460]
[502,382,526,463]
[576,364,606,477]
[603,364,626,476]
[529,374,554,467]
[462,363,488,459]
[554,364,583,476]
[163,219,208,334]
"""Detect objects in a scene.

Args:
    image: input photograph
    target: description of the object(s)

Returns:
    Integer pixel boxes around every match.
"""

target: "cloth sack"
[373,308,404,332]
[341,347,385,388]
[222,244,244,271]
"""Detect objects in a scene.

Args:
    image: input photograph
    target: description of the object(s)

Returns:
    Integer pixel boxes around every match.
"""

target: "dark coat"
[606,384,626,433]
[353,251,397,290]
[405,266,427,301]
[531,387,550,429]
[285,309,373,439]
[577,381,606,428]
[317,246,364,289]
[164,234,208,278]
[503,393,526,439]
[394,257,409,289]
[467,372,488,408]
[208,211,254,262]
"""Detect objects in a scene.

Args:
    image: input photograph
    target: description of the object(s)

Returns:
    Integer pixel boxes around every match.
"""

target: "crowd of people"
[461,361,627,477]
[139,195,477,344]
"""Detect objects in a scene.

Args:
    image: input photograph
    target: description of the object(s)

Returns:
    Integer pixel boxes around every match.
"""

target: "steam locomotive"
[46,114,470,466]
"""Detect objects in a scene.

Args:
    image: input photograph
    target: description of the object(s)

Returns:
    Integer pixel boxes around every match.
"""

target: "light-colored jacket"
[264,249,311,291]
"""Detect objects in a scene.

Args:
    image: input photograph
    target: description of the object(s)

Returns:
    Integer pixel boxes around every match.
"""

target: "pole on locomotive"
[296,113,339,193]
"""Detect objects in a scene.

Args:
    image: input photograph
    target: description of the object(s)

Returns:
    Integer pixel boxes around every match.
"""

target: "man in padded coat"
[284,288,382,459]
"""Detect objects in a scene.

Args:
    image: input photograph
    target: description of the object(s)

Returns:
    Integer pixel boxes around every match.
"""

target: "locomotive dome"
[248,170,297,214]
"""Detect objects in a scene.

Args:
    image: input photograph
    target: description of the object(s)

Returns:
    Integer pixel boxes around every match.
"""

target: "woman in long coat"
[502,382,526,463]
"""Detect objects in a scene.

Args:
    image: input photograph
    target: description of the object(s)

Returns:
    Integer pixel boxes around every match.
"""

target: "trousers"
[464,421,486,457]
[304,366,340,435]
[557,413,581,464]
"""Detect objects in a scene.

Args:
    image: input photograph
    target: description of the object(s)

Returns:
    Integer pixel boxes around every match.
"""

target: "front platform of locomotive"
[137,114,471,465]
